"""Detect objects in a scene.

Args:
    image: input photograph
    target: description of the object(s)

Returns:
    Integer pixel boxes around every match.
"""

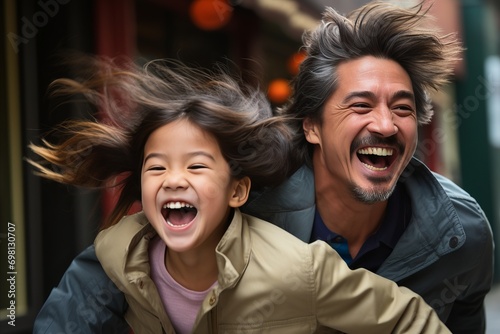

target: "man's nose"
[366,107,398,137]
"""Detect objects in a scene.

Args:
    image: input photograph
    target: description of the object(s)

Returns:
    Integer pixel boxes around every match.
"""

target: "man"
[34,2,493,333]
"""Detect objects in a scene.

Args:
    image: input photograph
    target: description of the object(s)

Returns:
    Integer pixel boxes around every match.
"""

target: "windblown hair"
[28,57,295,228]
[282,1,463,166]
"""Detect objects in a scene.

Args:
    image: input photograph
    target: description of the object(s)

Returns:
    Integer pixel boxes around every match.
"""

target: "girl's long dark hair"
[28,56,297,228]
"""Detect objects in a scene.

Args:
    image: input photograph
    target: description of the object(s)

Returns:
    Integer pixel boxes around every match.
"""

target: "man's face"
[304,56,418,203]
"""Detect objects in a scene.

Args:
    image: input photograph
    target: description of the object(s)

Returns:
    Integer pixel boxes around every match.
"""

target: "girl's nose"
[162,171,188,190]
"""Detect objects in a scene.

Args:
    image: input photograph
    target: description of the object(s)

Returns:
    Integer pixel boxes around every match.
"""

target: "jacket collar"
[95,212,172,329]
[97,209,252,292]
[95,212,156,288]
[214,209,251,289]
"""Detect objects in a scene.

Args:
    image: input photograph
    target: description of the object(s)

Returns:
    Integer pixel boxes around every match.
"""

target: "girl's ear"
[229,176,251,208]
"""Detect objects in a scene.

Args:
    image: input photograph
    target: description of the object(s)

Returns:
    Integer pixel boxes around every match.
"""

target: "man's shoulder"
[241,166,317,241]
[432,172,493,258]
[403,159,492,262]
[33,244,130,333]
[405,158,486,220]
[244,165,315,212]
[64,244,108,283]
[429,171,490,231]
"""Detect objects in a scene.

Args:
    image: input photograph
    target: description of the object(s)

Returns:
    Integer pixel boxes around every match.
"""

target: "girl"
[29,57,449,333]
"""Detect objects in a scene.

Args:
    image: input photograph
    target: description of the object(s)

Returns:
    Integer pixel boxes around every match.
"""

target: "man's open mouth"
[356,147,396,171]
[161,202,198,227]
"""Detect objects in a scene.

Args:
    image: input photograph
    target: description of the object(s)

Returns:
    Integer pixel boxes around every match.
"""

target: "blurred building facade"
[1,0,499,332]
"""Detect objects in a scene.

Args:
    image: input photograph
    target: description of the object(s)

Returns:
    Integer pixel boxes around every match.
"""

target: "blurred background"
[1,0,500,332]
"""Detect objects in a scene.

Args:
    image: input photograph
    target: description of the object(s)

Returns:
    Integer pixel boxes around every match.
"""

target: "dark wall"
[3,1,100,332]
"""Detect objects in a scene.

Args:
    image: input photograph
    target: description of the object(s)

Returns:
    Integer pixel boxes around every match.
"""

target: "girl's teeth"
[166,220,189,227]
[163,202,194,209]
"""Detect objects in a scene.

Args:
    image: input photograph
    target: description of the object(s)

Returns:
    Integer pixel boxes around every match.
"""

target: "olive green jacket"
[95,210,450,334]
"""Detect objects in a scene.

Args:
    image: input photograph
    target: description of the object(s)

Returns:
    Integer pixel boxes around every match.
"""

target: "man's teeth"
[162,202,194,209]
[357,147,393,156]
[361,163,387,171]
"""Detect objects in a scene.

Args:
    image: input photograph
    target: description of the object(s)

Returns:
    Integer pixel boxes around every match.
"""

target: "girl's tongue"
[166,207,197,226]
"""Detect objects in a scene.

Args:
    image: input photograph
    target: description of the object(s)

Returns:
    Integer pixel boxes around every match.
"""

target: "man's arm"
[444,191,495,333]
[33,245,130,334]
[444,227,494,333]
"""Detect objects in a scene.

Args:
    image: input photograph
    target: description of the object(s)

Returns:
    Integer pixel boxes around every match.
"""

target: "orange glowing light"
[287,51,306,75]
[189,0,233,31]
[267,79,291,104]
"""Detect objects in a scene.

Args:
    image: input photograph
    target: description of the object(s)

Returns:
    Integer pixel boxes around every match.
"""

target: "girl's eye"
[189,164,207,170]
[147,166,165,171]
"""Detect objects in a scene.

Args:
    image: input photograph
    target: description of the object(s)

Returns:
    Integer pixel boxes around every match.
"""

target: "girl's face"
[141,118,249,253]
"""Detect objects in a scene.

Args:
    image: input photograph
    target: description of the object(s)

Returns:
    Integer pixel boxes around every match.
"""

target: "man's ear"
[303,117,321,144]
[229,176,251,208]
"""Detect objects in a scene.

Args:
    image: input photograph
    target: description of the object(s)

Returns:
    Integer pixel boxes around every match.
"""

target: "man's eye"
[393,105,415,115]
[394,105,413,111]
[351,103,371,113]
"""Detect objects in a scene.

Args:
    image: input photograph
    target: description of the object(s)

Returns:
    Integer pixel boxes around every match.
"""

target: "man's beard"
[351,182,397,203]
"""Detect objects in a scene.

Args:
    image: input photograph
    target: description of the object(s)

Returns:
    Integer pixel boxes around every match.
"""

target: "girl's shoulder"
[95,211,155,267]
[242,213,311,260]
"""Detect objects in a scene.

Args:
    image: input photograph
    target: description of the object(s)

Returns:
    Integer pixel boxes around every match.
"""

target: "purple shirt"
[149,236,217,334]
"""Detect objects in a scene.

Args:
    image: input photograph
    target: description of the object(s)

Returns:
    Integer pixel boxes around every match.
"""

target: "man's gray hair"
[282,1,463,166]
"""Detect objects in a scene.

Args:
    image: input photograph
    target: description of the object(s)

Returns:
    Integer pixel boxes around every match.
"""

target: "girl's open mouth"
[162,202,198,227]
